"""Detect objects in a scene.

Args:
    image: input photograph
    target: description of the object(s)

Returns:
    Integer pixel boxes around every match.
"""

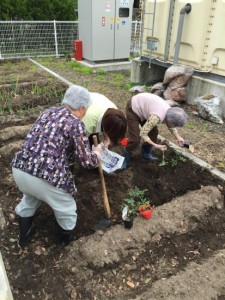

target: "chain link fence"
[0,20,140,59]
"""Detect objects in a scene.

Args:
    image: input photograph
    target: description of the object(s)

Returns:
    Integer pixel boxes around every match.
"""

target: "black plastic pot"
[123,219,134,229]
[183,140,194,152]
[183,140,192,148]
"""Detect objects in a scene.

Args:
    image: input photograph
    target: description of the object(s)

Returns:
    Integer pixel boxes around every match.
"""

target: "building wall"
[141,0,225,76]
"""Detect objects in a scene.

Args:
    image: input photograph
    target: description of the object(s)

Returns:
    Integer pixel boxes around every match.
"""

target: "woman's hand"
[176,136,184,147]
[103,139,110,149]
[92,144,103,159]
[155,144,167,151]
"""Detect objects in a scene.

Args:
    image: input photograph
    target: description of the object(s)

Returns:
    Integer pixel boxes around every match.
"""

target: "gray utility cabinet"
[78,0,133,62]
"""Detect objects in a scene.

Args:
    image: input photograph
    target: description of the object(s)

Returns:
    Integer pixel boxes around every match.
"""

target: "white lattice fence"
[0,20,140,59]
[0,21,78,59]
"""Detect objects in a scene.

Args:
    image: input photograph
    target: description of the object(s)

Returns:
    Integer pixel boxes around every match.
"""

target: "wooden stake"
[93,135,111,218]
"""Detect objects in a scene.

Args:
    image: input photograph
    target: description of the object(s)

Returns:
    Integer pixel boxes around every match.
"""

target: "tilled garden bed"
[0,58,225,300]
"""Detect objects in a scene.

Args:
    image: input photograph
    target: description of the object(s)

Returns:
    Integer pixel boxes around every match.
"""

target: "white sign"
[120,0,129,5]
[98,143,124,173]
[105,2,111,12]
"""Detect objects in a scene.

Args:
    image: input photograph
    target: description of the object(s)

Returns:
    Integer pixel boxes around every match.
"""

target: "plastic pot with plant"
[135,188,153,220]
[120,187,153,227]
[120,197,139,229]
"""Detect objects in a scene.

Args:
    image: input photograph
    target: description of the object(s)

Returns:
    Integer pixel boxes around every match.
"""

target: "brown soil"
[1,58,225,300]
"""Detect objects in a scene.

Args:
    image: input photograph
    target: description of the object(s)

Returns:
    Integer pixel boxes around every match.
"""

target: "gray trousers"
[12,168,77,230]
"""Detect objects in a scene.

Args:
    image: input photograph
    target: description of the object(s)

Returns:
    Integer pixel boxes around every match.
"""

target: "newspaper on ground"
[99,143,124,173]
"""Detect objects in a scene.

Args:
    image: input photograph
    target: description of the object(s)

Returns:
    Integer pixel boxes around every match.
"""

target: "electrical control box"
[78,0,133,62]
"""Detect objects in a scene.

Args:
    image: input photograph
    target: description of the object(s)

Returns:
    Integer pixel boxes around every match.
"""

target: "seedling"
[120,198,138,220]
[170,151,186,167]
[159,150,168,167]
[10,77,19,97]
[159,150,186,167]
[120,187,149,220]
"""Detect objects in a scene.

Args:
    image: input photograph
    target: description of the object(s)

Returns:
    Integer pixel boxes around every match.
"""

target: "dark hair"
[102,108,127,145]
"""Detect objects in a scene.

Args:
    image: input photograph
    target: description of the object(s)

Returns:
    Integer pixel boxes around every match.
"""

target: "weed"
[0,90,14,114]
[17,109,26,118]
[202,123,209,131]
[7,101,13,114]
[31,83,42,96]
[215,162,225,169]
[3,61,13,68]
[108,73,125,88]
[81,67,93,75]
[114,74,124,81]
[130,52,140,59]
[185,122,197,130]
[10,77,19,96]
[124,82,136,90]
[97,69,106,75]
[95,76,106,83]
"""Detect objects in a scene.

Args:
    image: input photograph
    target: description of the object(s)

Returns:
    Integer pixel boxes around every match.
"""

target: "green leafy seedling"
[159,150,168,167]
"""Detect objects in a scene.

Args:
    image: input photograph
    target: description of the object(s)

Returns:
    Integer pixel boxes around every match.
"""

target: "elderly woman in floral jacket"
[11,85,101,247]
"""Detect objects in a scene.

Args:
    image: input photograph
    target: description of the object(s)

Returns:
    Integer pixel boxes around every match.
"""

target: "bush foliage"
[0,0,77,21]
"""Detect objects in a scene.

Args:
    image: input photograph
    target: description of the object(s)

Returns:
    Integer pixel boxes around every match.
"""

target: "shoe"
[141,144,159,161]
[121,149,131,170]
[18,216,35,246]
[59,227,75,247]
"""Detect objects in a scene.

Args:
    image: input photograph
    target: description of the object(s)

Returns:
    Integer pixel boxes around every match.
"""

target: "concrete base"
[0,253,14,299]
[131,57,166,83]
[0,207,13,299]
[131,57,225,117]
[72,58,131,71]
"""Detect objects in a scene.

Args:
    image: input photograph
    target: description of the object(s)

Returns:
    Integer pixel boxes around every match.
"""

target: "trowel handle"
[93,135,111,218]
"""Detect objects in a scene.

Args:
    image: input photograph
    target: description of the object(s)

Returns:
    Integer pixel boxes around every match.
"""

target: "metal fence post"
[53,20,58,57]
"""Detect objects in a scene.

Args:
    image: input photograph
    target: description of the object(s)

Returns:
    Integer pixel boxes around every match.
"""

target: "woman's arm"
[140,115,167,151]
[72,121,99,168]
[168,128,184,146]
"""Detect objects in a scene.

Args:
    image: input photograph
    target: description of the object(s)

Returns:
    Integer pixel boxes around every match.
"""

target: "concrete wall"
[0,253,14,300]
[187,76,225,117]
[130,58,166,84]
[0,208,14,299]
[141,0,225,77]
[131,58,225,118]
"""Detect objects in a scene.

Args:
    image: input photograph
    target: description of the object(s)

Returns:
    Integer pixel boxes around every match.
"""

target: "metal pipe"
[173,3,191,65]
[164,0,175,61]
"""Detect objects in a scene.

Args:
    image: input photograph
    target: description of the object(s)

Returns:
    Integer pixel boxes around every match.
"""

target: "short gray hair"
[62,85,92,110]
[165,107,188,128]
